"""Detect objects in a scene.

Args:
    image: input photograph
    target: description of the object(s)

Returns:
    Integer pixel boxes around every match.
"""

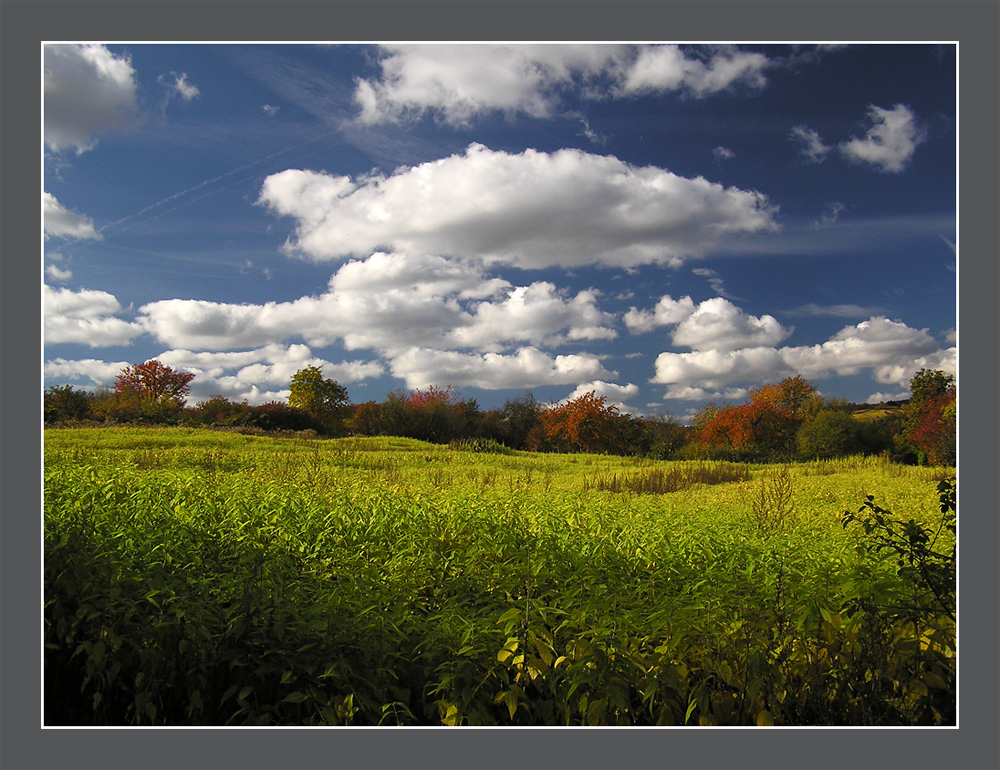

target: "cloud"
[865,390,910,404]
[46,264,73,282]
[387,346,615,391]
[661,385,749,402]
[262,104,280,117]
[138,253,619,361]
[447,283,617,351]
[651,315,954,393]
[352,44,774,125]
[44,44,140,154]
[156,344,385,404]
[43,193,102,240]
[653,347,788,392]
[44,357,132,386]
[789,125,831,163]
[618,45,770,97]
[785,302,883,318]
[713,146,735,161]
[690,267,737,299]
[564,380,640,402]
[45,344,385,406]
[354,44,625,125]
[160,71,201,102]
[626,295,791,351]
[839,104,926,173]
[560,380,642,413]
[624,295,696,334]
[44,285,144,347]
[258,144,778,269]
[815,202,846,227]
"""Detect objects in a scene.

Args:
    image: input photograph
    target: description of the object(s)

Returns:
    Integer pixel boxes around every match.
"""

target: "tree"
[495,392,544,450]
[902,369,956,466]
[689,377,817,461]
[44,385,93,423]
[539,391,632,454]
[797,410,864,459]
[114,360,195,406]
[288,366,350,435]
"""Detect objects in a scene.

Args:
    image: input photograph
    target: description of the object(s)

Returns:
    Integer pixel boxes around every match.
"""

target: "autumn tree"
[689,377,817,461]
[902,369,956,466]
[100,360,196,424]
[538,391,633,454]
[114,360,195,406]
[288,366,350,435]
[354,385,481,444]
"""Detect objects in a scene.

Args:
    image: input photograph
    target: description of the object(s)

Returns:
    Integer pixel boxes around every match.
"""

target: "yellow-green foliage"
[44,427,954,726]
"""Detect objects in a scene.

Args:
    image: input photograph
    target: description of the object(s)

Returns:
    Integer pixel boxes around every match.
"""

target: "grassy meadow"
[44,427,955,726]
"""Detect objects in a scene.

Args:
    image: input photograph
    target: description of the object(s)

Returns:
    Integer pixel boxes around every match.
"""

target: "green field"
[44,427,956,726]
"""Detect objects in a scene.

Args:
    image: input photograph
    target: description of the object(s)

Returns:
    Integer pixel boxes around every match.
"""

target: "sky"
[42,42,957,422]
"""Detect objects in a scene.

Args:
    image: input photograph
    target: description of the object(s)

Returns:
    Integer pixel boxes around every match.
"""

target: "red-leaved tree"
[114,360,195,406]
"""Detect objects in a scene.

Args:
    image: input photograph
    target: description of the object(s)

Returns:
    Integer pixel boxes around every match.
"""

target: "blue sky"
[43,43,956,421]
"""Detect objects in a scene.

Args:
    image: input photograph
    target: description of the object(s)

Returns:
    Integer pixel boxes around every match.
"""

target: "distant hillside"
[850,400,908,422]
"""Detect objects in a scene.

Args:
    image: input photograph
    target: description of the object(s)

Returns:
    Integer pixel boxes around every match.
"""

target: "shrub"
[44,385,93,423]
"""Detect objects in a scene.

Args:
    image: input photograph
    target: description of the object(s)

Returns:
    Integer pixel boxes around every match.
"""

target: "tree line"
[44,361,956,466]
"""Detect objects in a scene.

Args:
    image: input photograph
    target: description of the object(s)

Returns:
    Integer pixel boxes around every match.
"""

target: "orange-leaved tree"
[539,391,632,454]
[691,377,817,461]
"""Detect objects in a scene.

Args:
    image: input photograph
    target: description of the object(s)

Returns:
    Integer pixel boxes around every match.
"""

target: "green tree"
[44,385,93,423]
[496,392,544,450]
[288,366,350,435]
[797,410,864,459]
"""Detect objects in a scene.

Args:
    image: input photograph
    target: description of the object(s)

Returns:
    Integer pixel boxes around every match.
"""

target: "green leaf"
[283,691,308,704]
[238,685,253,702]
[757,710,774,726]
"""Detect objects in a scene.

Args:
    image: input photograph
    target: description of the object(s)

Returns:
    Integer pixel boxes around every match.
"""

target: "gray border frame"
[6,2,997,769]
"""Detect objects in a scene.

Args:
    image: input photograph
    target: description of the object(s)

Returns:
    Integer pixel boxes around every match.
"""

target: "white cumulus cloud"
[353,44,773,125]
[138,253,619,359]
[618,45,769,97]
[650,315,954,394]
[44,44,140,154]
[44,285,143,347]
[44,357,132,385]
[44,193,102,240]
[626,295,791,351]
[258,144,778,269]
[387,346,615,391]
[839,104,926,173]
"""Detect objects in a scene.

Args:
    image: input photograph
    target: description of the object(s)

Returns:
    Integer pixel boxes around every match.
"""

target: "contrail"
[60,128,340,248]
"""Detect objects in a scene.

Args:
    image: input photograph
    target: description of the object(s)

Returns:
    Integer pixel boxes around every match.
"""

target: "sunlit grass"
[44,427,952,726]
